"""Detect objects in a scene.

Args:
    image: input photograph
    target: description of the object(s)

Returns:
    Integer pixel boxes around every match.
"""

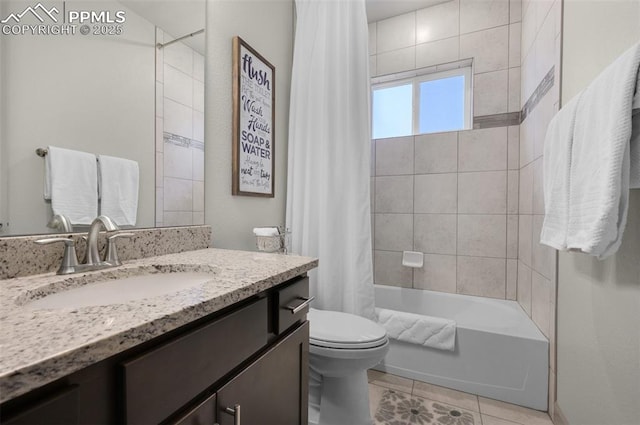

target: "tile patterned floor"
[368,370,554,425]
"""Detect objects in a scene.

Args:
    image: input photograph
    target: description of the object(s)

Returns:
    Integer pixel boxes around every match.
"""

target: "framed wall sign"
[232,36,276,197]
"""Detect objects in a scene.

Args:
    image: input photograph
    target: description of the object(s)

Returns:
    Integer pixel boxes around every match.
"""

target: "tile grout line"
[455,131,460,294]
[411,135,416,288]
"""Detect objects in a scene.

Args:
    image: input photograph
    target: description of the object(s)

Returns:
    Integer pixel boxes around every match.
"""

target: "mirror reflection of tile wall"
[155,28,205,227]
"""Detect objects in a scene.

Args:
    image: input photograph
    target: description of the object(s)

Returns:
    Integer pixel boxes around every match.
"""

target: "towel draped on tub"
[375,307,456,351]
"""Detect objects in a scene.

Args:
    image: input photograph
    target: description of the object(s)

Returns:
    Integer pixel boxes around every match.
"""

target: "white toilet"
[307,308,389,425]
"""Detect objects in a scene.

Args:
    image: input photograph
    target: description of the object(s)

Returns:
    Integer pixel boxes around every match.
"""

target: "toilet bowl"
[307,308,389,425]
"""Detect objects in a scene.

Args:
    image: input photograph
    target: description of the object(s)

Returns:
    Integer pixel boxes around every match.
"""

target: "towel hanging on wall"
[541,41,640,258]
[97,154,139,226]
[44,146,98,225]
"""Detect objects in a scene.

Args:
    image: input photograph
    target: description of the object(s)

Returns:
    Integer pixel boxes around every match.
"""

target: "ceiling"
[120,0,205,54]
[365,0,451,22]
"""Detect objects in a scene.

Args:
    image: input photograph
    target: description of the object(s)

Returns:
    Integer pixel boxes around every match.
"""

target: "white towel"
[630,109,640,188]
[375,307,456,351]
[630,70,640,187]
[540,94,582,251]
[253,227,279,236]
[567,41,640,258]
[633,70,640,110]
[97,155,139,226]
[44,146,98,225]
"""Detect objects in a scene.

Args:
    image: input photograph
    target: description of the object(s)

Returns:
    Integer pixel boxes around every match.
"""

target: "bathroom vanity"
[0,248,318,424]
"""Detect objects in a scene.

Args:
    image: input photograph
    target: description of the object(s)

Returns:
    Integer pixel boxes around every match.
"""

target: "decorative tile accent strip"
[374,389,478,425]
[164,132,205,151]
[521,67,555,122]
[0,225,211,280]
[191,140,205,152]
[473,112,521,129]
[164,132,191,148]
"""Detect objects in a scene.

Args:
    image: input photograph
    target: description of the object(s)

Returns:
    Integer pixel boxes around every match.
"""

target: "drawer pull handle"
[286,296,315,314]
[224,404,241,425]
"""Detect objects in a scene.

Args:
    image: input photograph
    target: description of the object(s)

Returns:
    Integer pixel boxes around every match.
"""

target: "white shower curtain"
[286,0,374,319]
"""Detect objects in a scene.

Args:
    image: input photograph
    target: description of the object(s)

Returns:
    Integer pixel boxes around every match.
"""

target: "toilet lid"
[308,308,388,349]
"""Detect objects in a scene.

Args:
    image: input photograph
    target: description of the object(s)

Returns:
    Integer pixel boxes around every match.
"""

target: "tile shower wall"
[372,127,519,299]
[369,0,522,119]
[370,0,522,299]
[155,28,205,227]
[517,0,561,417]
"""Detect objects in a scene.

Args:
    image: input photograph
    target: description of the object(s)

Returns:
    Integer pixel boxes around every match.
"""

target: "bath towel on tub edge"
[375,308,456,351]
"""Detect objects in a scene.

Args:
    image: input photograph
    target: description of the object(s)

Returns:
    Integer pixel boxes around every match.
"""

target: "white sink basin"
[26,272,213,309]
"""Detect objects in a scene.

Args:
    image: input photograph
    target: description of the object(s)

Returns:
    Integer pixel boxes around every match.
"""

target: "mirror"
[0,0,205,236]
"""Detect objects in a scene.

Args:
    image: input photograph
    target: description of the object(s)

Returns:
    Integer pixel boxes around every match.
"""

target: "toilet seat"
[308,308,388,349]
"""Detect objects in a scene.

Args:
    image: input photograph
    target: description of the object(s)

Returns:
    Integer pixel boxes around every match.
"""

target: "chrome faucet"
[35,215,132,275]
[84,215,119,266]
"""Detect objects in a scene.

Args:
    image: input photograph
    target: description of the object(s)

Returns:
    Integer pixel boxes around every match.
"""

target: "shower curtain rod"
[156,29,205,49]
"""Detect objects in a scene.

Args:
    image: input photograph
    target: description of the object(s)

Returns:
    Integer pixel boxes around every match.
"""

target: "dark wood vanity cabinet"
[122,297,270,424]
[1,386,79,425]
[0,275,310,425]
[175,322,309,425]
[215,322,309,425]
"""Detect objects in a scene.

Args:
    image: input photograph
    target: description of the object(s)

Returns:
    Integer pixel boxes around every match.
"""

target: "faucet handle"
[34,237,79,275]
[105,232,134,266]
[34,237,74,246]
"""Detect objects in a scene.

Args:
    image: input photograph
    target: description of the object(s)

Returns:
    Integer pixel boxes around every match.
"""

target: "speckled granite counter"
[0,248,318,403]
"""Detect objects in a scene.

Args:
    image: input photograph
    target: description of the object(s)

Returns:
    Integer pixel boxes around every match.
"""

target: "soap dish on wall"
[402,251,424,268]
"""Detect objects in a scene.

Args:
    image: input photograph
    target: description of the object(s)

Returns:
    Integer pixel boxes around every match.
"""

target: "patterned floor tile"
[372,388,481,425]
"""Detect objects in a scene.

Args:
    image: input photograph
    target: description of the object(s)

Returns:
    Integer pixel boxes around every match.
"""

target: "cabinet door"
[122,297,268,424]
[217,322,309,425]
[1,386,78,425]
[173,393,217,425]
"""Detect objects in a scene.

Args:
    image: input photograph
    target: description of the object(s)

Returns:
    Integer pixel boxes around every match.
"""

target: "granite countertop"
[0,248,318,403]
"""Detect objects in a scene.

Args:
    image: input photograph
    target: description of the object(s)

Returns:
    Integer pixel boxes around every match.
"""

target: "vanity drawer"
[121,297,268,425]
[275,276,310,334]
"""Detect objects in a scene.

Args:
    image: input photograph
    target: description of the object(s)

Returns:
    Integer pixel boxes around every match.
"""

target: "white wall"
[0,0,7,233]
[204,0,294,250]
[1,0,156,235]
[557,1,640,424]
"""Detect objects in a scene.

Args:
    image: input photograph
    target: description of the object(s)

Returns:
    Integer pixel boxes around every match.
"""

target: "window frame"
[371,63,473,138]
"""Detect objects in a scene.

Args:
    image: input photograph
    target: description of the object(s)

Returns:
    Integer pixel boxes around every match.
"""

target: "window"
[371,64,472,139]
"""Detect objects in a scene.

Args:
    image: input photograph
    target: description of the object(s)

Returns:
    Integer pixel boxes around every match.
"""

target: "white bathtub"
[373,285,549,411]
